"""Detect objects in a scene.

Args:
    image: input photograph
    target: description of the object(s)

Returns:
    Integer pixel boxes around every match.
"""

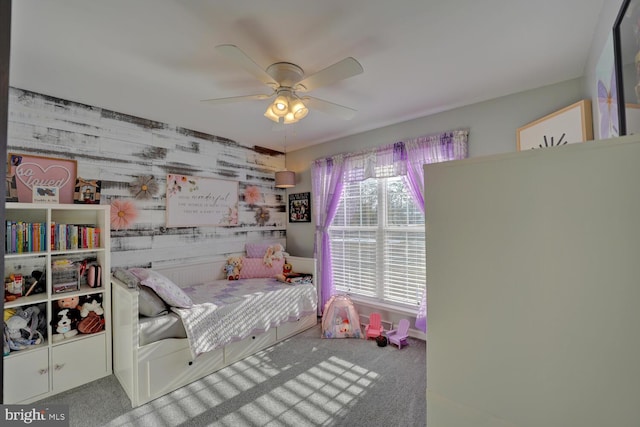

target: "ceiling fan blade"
[303,96,357,120]
[215,44,278,87]
[295,57,363,92]
[200,93,274,104]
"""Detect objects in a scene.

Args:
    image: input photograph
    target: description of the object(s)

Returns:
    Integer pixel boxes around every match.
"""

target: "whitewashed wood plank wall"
[7,88,287,269]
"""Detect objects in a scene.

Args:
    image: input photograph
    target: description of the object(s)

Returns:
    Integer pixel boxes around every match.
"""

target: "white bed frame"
[111,256,318,407]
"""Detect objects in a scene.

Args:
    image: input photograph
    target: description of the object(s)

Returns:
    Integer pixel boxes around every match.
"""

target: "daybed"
[111,256,317,407]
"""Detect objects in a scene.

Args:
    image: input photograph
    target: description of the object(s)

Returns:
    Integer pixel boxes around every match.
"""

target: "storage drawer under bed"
[224,328,277,365]
[276,314,317,340]
[143,344,224,402]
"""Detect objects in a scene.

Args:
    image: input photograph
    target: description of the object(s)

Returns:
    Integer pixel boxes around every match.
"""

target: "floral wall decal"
[244,185,262,206]
[129,175,158,200]
[254,207,270,226]
[111,199,139,230]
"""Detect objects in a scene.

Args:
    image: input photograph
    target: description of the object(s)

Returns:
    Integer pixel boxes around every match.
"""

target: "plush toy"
[51,308,79,343]
[78,311,105,334]
[263,244,285,267]
[80,298,104,318]
[58,295,80,310]
[223,263,235,279]
[283,263,293,275]
[225,257,243,280]
[5,306,44,350]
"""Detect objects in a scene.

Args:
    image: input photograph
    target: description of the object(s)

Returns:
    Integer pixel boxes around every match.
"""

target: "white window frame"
[329,176,425,309]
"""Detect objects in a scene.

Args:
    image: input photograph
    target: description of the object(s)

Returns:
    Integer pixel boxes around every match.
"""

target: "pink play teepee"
[321,295,363,339]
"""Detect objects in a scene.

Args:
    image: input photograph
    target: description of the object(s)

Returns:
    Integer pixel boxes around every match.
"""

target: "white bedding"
[171,278,317,358]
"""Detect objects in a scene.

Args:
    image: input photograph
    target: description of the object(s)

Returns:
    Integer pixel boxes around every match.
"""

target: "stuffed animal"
[226,256,243,280]
[58,295,80,310]
[78,311,105,334]
[5,306,44,350]
[80,298,104,318]
[51,308,79,343]
[223,263,235,279]
[283,263,293,275]
[263,244,285,267]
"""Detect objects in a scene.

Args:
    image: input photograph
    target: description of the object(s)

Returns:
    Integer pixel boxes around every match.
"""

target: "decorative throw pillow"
[128,268,193,308]
[239,257,285,279]
[112,268,140,289]
[245,242,280,258]
[138,286,169,317]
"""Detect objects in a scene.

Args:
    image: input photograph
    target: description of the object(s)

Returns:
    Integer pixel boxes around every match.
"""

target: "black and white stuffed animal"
[51,308,79,343]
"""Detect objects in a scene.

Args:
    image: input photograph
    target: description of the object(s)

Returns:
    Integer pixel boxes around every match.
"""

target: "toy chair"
[387,319,410,349]
[365,312,384,339]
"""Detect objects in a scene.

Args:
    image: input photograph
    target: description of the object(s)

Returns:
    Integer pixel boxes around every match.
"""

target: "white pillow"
[128,268,193,308]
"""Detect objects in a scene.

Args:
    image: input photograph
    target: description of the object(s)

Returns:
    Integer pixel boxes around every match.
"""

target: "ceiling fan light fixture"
[264,106,282,123]
[289,97,308,120]
[272,93,289,117]
[283,112,299,124]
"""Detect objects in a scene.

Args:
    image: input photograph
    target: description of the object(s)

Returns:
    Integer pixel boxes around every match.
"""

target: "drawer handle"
[188,361,193,366]
[252,336,256,340]
[54,364,65,371]
[39,369,48,375]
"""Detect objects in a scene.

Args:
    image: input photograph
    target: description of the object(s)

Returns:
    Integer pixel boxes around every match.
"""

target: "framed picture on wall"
[516,100,593,151]
[289,192,311,223]
[7,153,77,204]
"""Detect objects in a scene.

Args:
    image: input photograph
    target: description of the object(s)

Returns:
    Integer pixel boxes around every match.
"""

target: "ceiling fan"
[202,44,364,124]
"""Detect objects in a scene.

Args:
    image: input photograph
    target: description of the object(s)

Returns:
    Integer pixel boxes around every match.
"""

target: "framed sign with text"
[7,153,77,204]
[289,192,311,223]
[166,174,239,227]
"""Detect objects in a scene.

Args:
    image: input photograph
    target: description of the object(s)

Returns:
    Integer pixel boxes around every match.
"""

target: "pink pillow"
[239,257,285,279]
[245,242,279,258]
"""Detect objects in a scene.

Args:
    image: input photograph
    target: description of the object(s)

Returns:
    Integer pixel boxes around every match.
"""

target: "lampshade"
[275,170,295,188]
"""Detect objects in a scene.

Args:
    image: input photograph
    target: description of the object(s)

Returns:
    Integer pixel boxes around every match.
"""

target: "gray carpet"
[37,324,426,427]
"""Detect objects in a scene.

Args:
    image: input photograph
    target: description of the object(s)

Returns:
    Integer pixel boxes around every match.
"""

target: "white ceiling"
[9,0,605,152]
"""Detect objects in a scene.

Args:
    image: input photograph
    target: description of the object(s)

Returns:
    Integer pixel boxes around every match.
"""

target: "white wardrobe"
[425,135,640,427]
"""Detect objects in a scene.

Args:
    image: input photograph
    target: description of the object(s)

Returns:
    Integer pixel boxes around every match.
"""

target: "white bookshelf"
[3,203,111,404]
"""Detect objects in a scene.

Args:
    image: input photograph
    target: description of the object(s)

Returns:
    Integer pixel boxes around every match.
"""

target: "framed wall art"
[7,153,77,203]
[74,178,102,204]
[166,174,238,227]
[289,192,311,223]
[613,0,640,136]
[516,100,593,151]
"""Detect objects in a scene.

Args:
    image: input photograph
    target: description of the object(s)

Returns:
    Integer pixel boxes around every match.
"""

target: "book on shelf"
[5,221,46,254]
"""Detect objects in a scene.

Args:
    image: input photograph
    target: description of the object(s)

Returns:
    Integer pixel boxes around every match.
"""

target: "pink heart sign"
[13,160,75,203]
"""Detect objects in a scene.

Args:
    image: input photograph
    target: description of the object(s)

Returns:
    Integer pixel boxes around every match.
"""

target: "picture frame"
[289,192,311,223]
[613,0,640,136]
[32,186,59,204]
[516,100,593,151]
[166,174,239,227]
[74,177,102,204]
[7,153,77,204]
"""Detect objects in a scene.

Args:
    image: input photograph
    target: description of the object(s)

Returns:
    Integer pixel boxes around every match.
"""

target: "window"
[329,176,425,307]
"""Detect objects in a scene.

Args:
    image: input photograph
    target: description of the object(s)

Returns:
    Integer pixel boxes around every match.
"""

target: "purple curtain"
[311,155,345,315]
[403,130,469,214]
[311,129,469,324]
[403,130,468,332]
